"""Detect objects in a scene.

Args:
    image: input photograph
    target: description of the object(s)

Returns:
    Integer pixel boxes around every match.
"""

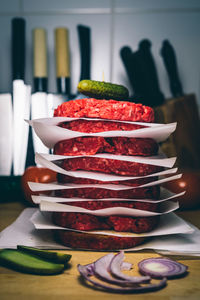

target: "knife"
[68,24,92,101]
[49,27,71,110]
[120,46,145,102]
[12,17,31,175]
[160,40,184,98]
[31,28,49,155]
[0,94,12,175]
[77,25,91,81]
[136,39,165,107]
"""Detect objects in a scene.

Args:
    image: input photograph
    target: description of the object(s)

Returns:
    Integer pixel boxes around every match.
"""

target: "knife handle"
[160,40,183,97]
[12,18,25,80]
[55,27,70,94]
[77,25,91,81]
[33,28,48,92]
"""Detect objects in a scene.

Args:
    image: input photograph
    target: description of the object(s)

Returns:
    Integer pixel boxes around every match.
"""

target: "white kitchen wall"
[0,0,200,105]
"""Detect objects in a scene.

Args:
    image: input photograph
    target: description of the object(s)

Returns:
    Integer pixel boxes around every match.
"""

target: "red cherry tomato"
[21,166,57,206]
[163,170,200,210]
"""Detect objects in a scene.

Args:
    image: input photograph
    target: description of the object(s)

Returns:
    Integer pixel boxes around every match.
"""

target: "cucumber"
[77,80,129,100]
[0,249,65,275]
[17,245,71,266]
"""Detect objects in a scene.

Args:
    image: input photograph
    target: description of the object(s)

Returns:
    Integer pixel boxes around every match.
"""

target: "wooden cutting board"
[154,94,200,169]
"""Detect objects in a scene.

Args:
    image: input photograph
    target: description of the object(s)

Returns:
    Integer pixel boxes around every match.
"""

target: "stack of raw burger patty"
[52,98,162,250]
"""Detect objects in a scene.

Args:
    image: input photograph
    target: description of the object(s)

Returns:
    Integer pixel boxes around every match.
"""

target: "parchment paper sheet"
[31,209,193,238]
[28,117,177,147]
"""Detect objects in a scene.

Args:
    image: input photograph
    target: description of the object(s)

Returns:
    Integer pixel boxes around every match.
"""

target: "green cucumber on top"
[78,80,129,100]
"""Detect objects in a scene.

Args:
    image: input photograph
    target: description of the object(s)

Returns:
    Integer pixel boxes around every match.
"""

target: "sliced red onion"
[93,253,141,287]
[138,258,188,279]
[78,264,167,293]
[84,259,132,276]
[109,251,150,283]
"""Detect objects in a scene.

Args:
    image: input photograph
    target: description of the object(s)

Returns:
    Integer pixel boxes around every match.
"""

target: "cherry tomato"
[163,170,200,210]
[21,166,57,206]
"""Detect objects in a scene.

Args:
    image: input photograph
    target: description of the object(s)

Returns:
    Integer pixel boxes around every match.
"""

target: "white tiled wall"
[0,0,200,105]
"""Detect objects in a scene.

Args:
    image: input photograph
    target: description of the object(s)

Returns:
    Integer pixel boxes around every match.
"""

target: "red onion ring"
[138,257,188,279]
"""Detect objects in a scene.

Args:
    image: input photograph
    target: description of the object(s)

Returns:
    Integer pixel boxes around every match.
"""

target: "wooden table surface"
[0,201,200,300]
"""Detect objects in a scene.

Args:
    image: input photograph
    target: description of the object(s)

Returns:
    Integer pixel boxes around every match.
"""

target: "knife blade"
[0,94,12,175]
[12,17,31,175]
[69,24,91,101]
[31,28,49,155]
[160,40,184,98]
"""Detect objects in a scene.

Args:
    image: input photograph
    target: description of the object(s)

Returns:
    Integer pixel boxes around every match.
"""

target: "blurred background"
[0,0,200,209]
[0,0,199,99]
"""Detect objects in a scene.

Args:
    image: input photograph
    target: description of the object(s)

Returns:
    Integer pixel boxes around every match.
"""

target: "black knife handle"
[34,77,48,93]
[137,39,165,106]
[77,25,91,81]
[120,47,135,91]
[56,77,71,95]
[160,40,183,98]
[12,18,25,80]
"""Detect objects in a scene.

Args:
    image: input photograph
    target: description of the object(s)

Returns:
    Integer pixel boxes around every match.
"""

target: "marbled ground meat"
[54,98,154,123]
[54,230,147,250]
[59,119,146,133]
[55,185,160,199]
[57,173,157,186]
[52,211,159,233]
[60,157,162,176]
[54,136,158,156]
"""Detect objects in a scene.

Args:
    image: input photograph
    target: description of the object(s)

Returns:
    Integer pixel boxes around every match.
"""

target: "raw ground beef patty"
[60,157,162,176]
[52,211,159,233]
[54,231,146,250]
[58,119,147,133]
[54,136,158,156]
[55,185,160,199]
[54,98,154,123]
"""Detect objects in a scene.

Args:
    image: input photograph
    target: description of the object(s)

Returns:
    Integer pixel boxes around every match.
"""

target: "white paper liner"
[37,152,176,168]
[35,153,177,182]
[39,199,179,217]
[29,117,166,127]
[31,188,185,204]
[28,117,177,148]
[31,210,194,238]
[28,173,182,192]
